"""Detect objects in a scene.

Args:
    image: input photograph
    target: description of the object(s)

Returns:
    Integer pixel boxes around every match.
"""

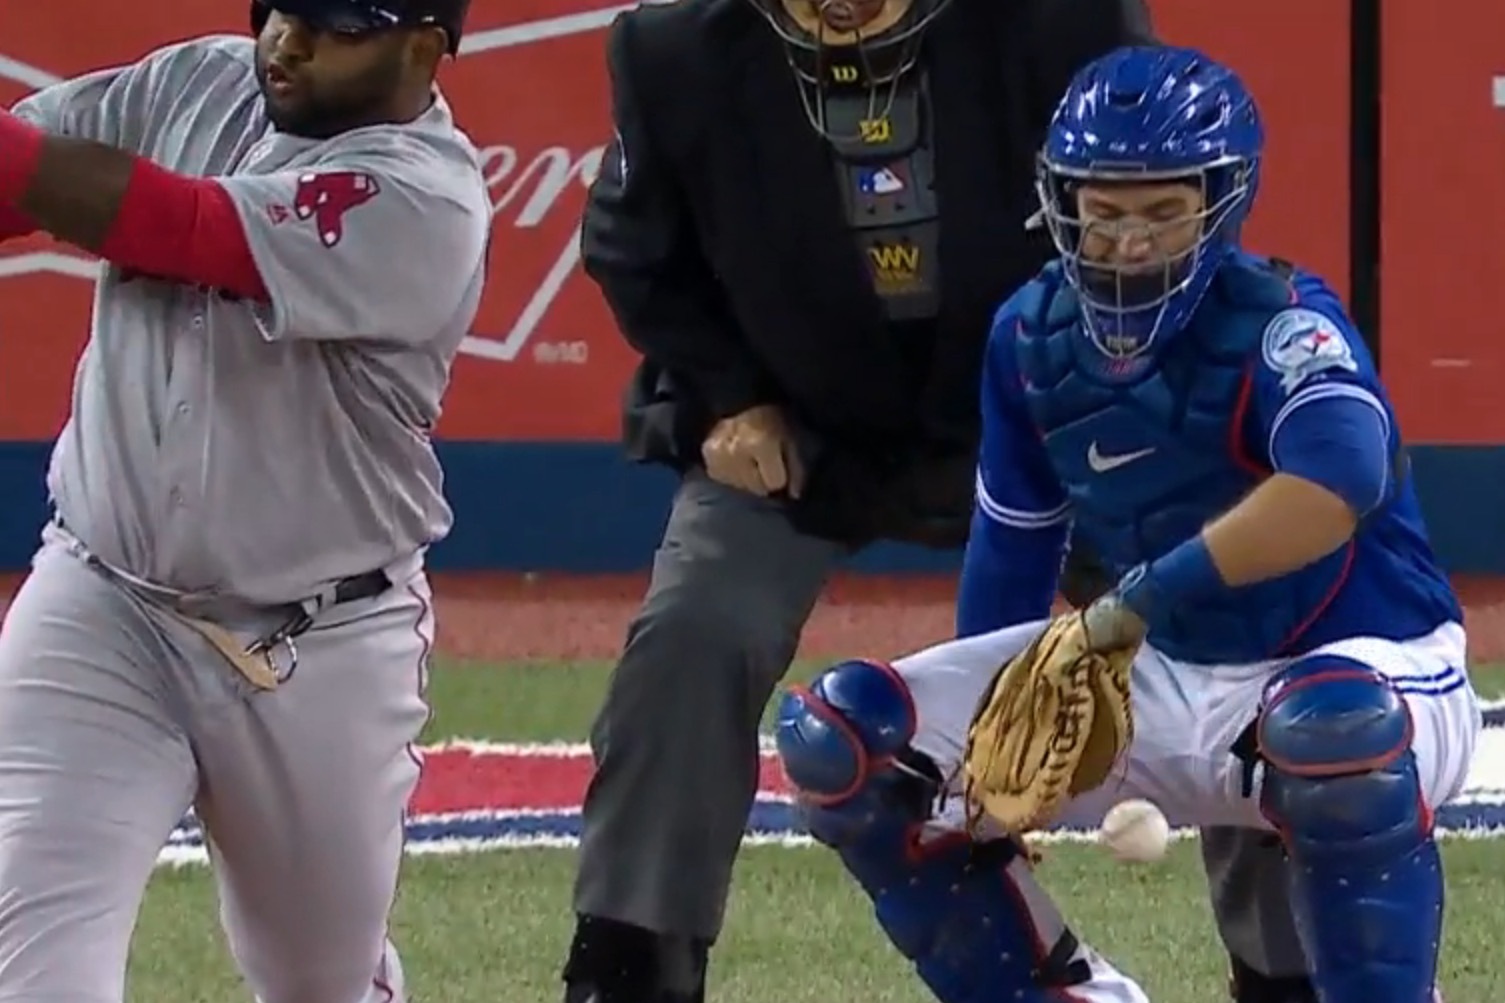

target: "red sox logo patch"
[292,171,381,248]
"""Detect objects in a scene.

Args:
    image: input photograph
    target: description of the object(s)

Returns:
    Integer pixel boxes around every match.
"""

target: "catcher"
[775,44,1478,1003]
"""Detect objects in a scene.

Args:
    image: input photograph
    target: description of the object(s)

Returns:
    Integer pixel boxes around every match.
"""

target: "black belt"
[53,513,391,672]
[249,568,392,655]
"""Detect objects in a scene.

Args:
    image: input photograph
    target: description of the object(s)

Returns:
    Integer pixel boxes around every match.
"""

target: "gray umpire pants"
[572,469,1310,977]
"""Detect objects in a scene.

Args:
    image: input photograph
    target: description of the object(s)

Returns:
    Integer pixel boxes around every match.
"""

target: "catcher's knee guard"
[775,659,1090,1003]
[1256,654,1442,1003]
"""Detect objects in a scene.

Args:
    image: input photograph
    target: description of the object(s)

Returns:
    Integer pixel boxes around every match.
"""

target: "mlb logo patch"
[858,165,907,196]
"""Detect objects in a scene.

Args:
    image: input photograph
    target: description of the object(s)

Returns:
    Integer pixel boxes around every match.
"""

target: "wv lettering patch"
[865,239,928,298]
[156,712,1505,865]
[868,242,919,275]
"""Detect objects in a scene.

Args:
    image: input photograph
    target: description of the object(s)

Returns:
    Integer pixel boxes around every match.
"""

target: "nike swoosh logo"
[1087,442,1156,473]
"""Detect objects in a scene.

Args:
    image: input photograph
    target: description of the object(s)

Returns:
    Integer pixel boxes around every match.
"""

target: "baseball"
[1099,799,1171,862]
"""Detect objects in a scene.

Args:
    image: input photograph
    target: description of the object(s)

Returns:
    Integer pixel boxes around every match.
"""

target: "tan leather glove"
[963,611,1141,838]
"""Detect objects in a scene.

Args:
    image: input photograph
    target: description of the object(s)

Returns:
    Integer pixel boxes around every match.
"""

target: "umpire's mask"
[745,0,954,143]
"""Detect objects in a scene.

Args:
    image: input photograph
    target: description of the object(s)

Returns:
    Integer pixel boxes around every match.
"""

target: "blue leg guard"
[1257,655,1442,1003]
[774,659,1090,1003]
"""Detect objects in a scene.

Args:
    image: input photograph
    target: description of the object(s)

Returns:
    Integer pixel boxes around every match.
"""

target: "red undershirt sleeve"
[0,204,36,241]
[100,157,268,299]
[0,110,267,299]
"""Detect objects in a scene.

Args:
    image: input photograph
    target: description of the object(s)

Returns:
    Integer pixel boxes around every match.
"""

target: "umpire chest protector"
[1013,259,1350,663]
[817,68,941,323]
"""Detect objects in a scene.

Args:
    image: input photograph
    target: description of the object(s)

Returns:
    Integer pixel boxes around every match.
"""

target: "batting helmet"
[250,0,469,55]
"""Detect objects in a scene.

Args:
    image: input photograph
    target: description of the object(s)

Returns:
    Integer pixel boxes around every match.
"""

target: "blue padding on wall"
[0,443,50,566]
[433,442,963,573]
[0,441,1497,574]
[1406,446,1505,575]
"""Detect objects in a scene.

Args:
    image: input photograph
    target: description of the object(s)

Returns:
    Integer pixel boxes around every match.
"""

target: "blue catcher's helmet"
[1036,45,1265,360]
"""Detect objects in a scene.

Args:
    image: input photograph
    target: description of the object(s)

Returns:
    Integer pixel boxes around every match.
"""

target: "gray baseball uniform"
[0,34,489,1003]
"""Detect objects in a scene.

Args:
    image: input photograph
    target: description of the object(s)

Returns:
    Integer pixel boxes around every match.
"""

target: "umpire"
[565,1,1318,1001]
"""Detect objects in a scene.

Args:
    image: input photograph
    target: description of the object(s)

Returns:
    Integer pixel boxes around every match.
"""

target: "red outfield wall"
[0,0,1500,572]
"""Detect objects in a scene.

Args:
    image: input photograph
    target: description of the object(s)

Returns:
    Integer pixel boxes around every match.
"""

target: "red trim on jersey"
[0,111,267,299]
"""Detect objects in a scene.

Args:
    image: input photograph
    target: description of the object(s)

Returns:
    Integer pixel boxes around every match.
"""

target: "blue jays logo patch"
[1260,307,1358,395]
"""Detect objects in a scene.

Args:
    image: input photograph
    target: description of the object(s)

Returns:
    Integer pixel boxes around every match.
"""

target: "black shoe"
[1227,956,1317,1003]
[563,984,601,1003]
[562,915,707,1003]
[564,981,702,1003]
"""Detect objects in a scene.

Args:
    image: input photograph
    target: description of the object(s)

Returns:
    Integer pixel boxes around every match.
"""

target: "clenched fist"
[701,404,805,498]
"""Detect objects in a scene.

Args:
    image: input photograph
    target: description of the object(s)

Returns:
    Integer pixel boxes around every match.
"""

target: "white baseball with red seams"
[1099,798,1171,862]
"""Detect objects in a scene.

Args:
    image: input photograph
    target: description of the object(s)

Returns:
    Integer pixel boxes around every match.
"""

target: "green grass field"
[126,660,1505,1002]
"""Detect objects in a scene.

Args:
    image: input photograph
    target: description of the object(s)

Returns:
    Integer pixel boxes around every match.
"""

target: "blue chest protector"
[1011,259,1346,663]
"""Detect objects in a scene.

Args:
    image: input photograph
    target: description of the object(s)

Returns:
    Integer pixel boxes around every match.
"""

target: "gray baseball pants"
[571,470,1310,977]
[0,531,431,1002]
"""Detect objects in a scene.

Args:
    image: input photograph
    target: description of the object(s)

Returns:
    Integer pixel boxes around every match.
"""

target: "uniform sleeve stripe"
[1267,383,1391,457]
[975,471,1072,529]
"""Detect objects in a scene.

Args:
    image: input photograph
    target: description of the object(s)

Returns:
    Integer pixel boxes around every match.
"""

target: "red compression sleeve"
[0,111,267,299]
[101,159,268,299]
[0,204,37,241]
[0,113,42,241]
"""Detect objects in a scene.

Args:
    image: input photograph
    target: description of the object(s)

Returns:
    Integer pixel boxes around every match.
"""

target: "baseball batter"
[0,1,486,1000]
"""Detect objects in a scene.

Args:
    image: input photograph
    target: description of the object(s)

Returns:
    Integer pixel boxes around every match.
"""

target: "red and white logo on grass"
[159,705,1505,863]
[403,740,802,851]
[392,713,1503,850]
[161,739,806,863]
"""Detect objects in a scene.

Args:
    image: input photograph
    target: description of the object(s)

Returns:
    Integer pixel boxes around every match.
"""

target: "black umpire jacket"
[580,0,1154,547]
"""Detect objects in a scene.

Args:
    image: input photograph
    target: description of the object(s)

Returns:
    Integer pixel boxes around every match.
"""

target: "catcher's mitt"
[961,613,1138,836]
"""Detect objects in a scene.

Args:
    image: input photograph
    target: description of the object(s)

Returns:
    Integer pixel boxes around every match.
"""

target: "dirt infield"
[2,571,1500,663]
[428,572,1505,663]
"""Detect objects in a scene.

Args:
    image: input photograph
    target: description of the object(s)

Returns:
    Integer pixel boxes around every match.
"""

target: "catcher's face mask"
[1069,178,1207,315]
[745,0,953,141]
[1040,166,1252,361]
[1037,45,1265,362]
